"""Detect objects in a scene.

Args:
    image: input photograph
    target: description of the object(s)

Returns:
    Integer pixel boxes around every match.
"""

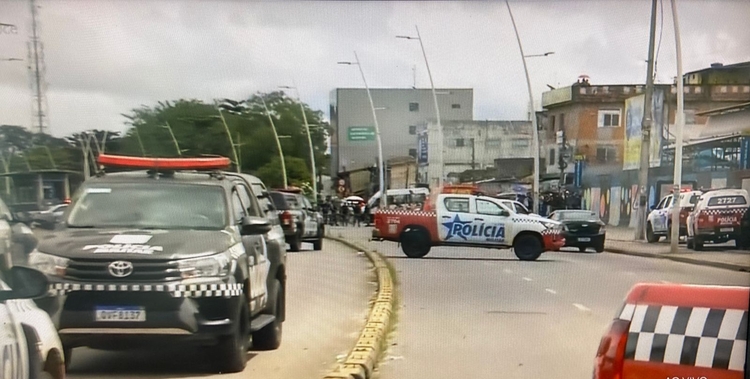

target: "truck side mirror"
[240,217,272,235]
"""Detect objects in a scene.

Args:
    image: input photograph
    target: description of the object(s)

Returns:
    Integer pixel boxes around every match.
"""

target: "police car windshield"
[707,195,747,206]
[67,183,227,229]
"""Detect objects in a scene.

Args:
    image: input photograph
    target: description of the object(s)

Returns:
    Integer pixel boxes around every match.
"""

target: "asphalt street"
[64,240,372,379]
[328,228,750,379]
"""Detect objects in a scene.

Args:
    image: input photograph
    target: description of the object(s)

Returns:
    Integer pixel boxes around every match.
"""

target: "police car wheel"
[400,228,430,258]
[252,279,283,350]
[513,234,543,261]
[594,241,605,253]
[215,297,250,373]
[578,246,587,252]
[646,223,659,243]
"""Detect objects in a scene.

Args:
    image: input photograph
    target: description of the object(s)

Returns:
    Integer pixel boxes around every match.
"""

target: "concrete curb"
[605,245,750,272]
[323,236,396,379]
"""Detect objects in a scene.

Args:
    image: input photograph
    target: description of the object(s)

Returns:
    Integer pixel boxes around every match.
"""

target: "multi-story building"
[539,61,750,226]
[329,88,473,179]
[420,120,533,186]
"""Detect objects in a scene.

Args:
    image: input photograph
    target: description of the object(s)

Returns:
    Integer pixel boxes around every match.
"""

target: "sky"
[0,0,748,138]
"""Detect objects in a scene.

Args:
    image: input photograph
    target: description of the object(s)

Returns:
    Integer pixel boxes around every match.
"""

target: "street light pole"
[338,52,387,208]
[161,122,182,157]
[635,0,659,241]
[669,0,684,253]
[397,26,443,189]
[215,107,241,173]
[260,96,288,188]
[280,85,317,200]
[505,0,541,214]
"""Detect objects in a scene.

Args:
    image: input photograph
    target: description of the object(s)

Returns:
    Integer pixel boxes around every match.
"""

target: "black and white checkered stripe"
[48,282,244,298]
[378,210,436,216]
[619,303,747,371]
[701,208,747,216]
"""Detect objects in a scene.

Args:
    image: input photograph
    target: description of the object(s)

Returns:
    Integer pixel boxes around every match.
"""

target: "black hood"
[37,228,238,260]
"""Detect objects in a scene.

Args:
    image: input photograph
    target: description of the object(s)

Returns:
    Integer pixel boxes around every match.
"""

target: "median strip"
[323,235,397,379]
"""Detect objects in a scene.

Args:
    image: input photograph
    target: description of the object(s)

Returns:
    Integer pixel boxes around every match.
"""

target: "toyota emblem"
[108,261,134,278]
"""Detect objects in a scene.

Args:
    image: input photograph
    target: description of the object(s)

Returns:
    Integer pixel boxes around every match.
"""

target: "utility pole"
[470,138,476,184]
[669,0,685,253]
[28,0,48,134]
[634,0,659,241]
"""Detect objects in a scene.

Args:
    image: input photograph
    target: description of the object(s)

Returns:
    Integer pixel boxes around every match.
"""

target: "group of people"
[319,196,370,227]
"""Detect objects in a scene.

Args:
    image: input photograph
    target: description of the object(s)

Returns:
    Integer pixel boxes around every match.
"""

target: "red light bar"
[97,154,231,170]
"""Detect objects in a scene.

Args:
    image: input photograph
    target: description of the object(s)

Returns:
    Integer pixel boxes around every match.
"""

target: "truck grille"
[566,222,600,234]
[65,258,181,282]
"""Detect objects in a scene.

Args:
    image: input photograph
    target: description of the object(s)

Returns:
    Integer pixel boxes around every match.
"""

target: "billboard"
[623,89,666,170]
[417,130,428,165]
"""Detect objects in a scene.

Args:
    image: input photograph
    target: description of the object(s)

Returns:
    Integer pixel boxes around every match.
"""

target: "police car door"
[472,198,509,245]
[438,196,472,242]
[233,184,270,314]
[653,195,672,233]
[301,197,317,238]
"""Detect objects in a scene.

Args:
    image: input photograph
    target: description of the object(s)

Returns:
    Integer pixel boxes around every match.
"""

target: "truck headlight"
[541,221,559,230]
[28,250,69,276]
[177,251,232,279]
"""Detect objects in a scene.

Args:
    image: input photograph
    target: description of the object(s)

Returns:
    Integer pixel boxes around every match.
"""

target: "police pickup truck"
[28,154,287,373]
[371,193,564,260]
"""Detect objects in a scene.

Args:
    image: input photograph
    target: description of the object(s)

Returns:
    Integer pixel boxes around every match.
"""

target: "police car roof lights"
[97,154,231,171]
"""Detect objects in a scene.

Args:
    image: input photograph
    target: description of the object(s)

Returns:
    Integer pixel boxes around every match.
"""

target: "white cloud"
[0,0,748,137]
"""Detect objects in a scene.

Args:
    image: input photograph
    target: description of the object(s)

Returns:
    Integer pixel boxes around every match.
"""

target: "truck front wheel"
[401,228,431,258]
[513,234,543,261]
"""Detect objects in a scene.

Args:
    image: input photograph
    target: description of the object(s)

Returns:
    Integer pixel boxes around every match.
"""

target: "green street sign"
[348,126,376,141]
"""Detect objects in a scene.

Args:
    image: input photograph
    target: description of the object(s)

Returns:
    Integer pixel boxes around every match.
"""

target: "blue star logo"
[442,214,472,240]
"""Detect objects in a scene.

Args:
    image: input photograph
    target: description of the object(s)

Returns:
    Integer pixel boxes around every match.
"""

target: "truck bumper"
[542,230,565,251]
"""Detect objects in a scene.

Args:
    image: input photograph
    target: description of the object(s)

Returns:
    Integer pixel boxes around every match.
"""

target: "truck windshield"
[67,183,227,229]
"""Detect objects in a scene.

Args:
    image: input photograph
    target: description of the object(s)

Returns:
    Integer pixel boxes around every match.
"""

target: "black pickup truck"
[29,155,287,373]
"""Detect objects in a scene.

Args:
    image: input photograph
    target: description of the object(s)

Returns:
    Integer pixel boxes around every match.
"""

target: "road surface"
[329,228,750,379]
[65,240,372,379]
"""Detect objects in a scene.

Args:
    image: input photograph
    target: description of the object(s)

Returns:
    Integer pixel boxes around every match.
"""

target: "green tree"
[255,156,311,189]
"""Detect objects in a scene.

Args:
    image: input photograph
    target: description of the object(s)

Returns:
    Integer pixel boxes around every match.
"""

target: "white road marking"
[522,277,532,282]
[503,269,512,274]
[573,303,591,312]
[545,288,557,294]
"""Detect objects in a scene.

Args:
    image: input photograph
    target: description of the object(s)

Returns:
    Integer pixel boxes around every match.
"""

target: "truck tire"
[686,236,694,249]
[313,227,323,251]
[694,236,704,251]
[288,230,302,252]
[252,279,283,350]
[513,234,543,261]
[400,228,431,258]
[646,223,659,243]
[215,296,250,373]
[594,240,605,253]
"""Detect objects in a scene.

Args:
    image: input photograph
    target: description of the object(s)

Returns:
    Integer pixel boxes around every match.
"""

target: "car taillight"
[697,212,709,226]
[593,319,630,379]
[281,211,293,226]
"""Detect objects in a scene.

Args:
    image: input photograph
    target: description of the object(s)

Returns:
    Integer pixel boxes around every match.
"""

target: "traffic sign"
[348,126,376,141]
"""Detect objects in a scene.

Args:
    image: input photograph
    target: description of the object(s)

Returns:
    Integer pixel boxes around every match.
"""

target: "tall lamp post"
[669,0,684,253]
[159,122,182,157]
[397,26,443,189]
[259,96,288,188]
[280,85,317,199]
[505,0,547,214]
[338,52,387,208]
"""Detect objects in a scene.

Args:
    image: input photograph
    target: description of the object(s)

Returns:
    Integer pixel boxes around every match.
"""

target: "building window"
[455,138,465,147]
[409,102,419,112]
[452,104,461,109]
[559,114,565,129]
[486,139,501,148]
[511,138,530,149]
[409,125,417,135]
[550,115,556,130]
[596,147,617,163]
[408,148,417,158]
[598,110,621,127]
[549,149,556,166]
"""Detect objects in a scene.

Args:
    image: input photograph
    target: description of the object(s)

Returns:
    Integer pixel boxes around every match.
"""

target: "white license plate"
[578,237,591,242]
[95,306,146,322]
[720,227,734,233]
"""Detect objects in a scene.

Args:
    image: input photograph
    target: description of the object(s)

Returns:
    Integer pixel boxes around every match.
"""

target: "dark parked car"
[269,191,324,252]
[29,203,68,229]
[548,210,606,252]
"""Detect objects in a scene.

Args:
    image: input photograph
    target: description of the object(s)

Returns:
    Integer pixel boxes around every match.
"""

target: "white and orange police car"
[594,283,747,379]
[686,189,750,250]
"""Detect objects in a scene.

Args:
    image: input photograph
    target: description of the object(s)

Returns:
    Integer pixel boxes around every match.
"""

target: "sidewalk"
[605,226,750,272]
